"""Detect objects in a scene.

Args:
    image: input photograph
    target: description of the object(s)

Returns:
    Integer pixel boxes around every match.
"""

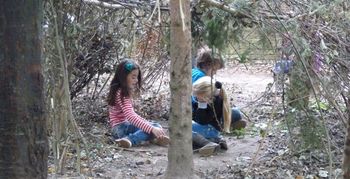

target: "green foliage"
[230,22,244,43]
[298,37,312,58]
[287,71,312,110]
[192,1,270,61]
[232,128,246,139]
[309,1,327,16]
[259,128,267,138]
[299,114,326,150]
[233,0,251,10]
[285,110,326,151]
[256,29,273,50]
[238,48,251,63]
[204,11,229,51]
[310,100,329,111]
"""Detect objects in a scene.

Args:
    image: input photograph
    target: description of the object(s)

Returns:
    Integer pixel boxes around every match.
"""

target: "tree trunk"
[166,0,194,178]
[0,1,48,178]
[343,96,350,178]
[45,0,71,173]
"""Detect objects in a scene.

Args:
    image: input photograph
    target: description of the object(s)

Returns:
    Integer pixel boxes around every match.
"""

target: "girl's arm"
[115,91,154,134]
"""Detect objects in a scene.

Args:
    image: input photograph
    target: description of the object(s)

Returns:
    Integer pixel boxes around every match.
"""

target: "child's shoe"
[217,139,228,150]
[153,136,170,146]
[211,137,228,150]
[232,120,247,130]
[115,138,132,148]
[198,142,220,157]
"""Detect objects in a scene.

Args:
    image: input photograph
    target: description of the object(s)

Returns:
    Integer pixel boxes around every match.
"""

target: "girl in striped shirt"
[107,58,169,148]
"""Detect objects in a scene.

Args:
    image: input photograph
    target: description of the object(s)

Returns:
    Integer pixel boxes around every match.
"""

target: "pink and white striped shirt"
[109,90,154,134]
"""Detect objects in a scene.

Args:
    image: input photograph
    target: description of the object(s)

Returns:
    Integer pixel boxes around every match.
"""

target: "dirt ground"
[49,61,344,178]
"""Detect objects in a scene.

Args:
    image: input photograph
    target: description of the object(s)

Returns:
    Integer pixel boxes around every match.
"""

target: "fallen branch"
[83,0,124,9]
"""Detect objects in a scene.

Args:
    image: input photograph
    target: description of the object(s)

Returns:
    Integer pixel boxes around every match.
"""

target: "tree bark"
[45,0,70,173]
[0,0,48,178]
[343,96,350,178]
[166,0,194,178]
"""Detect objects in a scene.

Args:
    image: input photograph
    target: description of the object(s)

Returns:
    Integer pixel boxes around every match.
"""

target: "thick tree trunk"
[0,0,48,178]
[166,0,194,178]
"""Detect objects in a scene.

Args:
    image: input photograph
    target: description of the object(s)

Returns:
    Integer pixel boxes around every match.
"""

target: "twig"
[96,73,113,99]
[91,73,100,100]
[228,41,249,70]
[113,146,155,153]
[83,0,124,9]
[148,0,158,21]
[58,136,71,174]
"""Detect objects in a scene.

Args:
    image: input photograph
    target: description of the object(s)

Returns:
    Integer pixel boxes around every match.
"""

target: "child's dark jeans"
[111,121,161,146]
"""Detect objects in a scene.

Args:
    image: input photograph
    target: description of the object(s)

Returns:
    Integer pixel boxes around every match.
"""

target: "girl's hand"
[151,127,166,138]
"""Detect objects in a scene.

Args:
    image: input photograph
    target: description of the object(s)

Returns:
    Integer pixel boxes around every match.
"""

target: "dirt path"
[216,62,273,108]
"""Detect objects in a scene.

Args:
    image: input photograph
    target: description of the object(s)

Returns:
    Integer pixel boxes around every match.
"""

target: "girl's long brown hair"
[107,58,141,106]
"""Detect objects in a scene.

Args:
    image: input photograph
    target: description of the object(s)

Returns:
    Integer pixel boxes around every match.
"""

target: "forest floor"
[49,61,345,179]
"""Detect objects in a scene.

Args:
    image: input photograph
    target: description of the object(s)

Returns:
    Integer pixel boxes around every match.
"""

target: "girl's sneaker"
[198,142,220,157]
[115,138,132,148]
[232,120,247,130]
[152,136,170,147]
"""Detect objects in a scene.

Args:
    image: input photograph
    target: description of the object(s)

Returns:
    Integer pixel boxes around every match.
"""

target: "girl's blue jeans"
[192,121,220,140]
[192,107,242,140]
[111,121,160,146]
[232,107,242,123]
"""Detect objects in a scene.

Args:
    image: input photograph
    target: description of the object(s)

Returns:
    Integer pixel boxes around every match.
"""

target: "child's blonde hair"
[193,76,232,133]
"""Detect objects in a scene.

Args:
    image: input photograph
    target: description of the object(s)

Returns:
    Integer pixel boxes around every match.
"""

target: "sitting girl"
[107,58,169,148]
[192,76,242,152]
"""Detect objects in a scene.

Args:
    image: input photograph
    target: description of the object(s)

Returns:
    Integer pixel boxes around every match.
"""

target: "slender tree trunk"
[45,0,71,173]
[343,96,350,178]
[0,1,48,178]
[166,0,194,178]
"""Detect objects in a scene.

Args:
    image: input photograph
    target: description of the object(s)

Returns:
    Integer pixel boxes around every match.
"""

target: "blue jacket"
[192,68,206,83]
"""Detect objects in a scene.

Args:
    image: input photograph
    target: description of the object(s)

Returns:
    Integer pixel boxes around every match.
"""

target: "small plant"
[232,128,246,139]
[310,100,329,111]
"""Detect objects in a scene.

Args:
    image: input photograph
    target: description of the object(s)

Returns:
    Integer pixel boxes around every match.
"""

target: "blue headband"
[124,62,134,72]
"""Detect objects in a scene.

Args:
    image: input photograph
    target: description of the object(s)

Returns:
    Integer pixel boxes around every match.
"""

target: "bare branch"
[83,0,169,11]
[82,0,123,9]
[200,0,288,21]
[200,0,252,18]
